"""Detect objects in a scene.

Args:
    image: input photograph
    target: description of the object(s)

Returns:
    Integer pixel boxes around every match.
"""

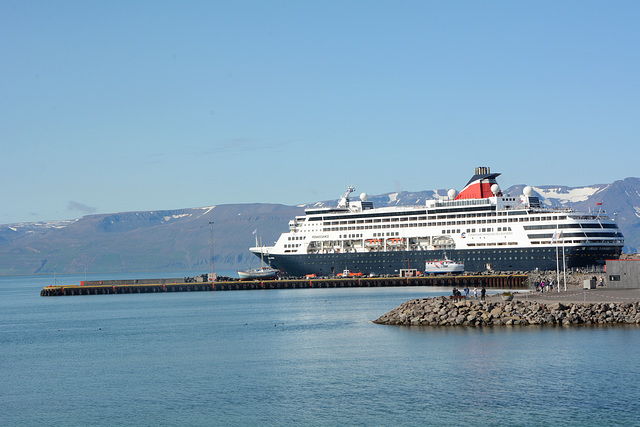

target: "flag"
[596,202,602,206]
[551,230,562,243]
[252,229,257,234]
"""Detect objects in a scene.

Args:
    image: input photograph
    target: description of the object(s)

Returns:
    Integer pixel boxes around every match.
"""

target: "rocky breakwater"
[373,297,640,326]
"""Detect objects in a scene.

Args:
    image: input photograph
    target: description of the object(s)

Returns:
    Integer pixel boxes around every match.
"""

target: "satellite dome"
[447,189,458,199]
[491,184,500,195]
[523,186,534,196]
[360,192,368,201]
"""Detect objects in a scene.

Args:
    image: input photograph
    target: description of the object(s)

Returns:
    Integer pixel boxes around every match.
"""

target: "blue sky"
[2,1,639,224]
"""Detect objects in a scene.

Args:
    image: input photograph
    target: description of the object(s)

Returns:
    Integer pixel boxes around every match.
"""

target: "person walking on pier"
[480,287,486,302]
[464,286,470,300]
[473,287,478,300]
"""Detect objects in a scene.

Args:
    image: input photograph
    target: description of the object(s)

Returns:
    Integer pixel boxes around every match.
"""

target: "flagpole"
[553,230,561,292]
[209,221,215,282]
[562,237,567,291]
[556,243,560,292]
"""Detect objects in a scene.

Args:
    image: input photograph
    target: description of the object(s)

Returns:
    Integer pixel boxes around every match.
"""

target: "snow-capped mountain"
[1,177,638,275]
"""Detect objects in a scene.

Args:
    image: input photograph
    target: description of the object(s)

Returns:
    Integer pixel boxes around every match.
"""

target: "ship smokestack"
[475,166,490,175]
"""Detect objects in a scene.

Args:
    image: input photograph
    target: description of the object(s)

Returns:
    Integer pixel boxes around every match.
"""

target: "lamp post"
[209,221,215,282]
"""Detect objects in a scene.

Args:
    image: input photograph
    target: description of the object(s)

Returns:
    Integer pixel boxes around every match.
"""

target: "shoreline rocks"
[373,297,640,326]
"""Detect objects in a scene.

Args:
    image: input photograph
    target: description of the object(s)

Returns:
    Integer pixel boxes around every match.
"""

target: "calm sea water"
[1,272,639,426]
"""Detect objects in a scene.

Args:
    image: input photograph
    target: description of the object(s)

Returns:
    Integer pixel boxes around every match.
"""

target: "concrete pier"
[40,274,526,296]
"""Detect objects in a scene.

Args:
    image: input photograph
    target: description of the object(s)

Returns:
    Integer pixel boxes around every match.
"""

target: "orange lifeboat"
[387,238,405,245]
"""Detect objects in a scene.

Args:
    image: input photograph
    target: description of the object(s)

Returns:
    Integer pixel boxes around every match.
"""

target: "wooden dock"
[40,274,526,296]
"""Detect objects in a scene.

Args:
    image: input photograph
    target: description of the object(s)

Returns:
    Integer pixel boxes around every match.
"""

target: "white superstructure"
[251,167,624,277]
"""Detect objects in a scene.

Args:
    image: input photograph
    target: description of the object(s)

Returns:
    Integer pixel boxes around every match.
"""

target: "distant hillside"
[1,177,638,275]
[0,204,303,275]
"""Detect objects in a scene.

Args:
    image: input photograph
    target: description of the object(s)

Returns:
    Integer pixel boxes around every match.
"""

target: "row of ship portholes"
[304,253,605,265]
[306,251,555,259]
[305,256,547,263]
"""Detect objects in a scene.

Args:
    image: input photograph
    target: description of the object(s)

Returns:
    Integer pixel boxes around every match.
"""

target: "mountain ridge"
[1,177,638,275]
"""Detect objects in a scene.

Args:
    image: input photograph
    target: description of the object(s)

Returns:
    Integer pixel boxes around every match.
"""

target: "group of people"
[453,286,486,301]
[533,279,554,293]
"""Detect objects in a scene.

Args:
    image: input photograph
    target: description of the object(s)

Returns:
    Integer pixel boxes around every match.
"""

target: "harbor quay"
[39,274,525,297]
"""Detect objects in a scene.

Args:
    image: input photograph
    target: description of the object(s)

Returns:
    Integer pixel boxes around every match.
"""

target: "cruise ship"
[250,167,624,277]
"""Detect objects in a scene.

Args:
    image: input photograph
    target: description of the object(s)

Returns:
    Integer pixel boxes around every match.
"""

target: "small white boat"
[425,259,464,274]
[237,266,277,280]
[239,235,277,280]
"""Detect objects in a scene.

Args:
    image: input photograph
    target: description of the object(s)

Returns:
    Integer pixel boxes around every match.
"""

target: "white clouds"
[67,201,97,214]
